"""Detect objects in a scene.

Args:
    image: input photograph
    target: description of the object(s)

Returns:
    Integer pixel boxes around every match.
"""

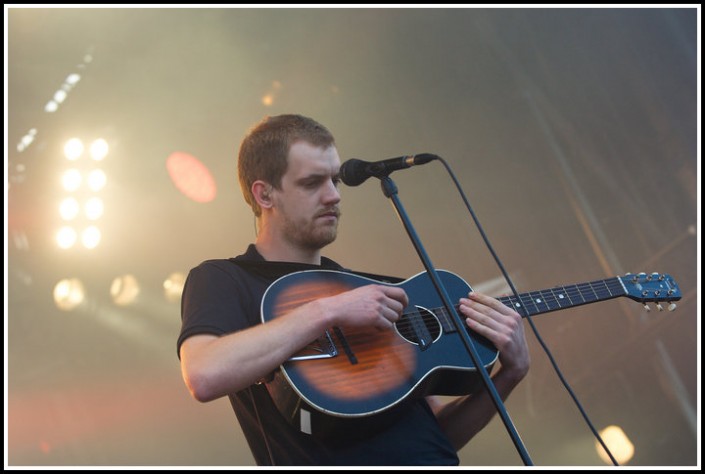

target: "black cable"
[436,156,619,466]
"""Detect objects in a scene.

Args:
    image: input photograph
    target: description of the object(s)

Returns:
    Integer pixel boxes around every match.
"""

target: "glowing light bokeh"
[81,225,101,249]
[166,151,216,203]
[63,138,84,160]
[61,169,82,192]
[87,169,107,191]
[53,278,85,311]
[89,139,109,161]
[110,274,141,306]
[59,197,80,221]
[84,197,104,220]
[56,226,77,249]
[163,272,186,303]
[596,425,634,465]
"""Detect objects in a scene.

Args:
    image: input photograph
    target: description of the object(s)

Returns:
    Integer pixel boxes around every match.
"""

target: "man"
[177,114,530,465]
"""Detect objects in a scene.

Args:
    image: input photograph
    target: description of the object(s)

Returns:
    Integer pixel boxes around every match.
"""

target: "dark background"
[6,6,699,467]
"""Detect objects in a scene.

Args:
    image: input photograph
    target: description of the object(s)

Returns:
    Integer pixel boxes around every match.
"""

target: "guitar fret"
[549,287,564,309]
[542,289,561,311]
[529,290,547,314]
[584,283,595,301]
[561,285,575,306]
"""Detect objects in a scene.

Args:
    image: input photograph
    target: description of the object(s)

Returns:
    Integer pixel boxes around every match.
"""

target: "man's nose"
[323,180,341,203]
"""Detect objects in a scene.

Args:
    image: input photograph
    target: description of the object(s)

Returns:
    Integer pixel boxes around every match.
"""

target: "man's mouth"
[316,209,340,219]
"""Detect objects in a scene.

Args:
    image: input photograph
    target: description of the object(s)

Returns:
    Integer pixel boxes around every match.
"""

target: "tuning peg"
[668,303,677,312]
[656,303,664,311]
[643,304,651,312]
[633,272,646,283]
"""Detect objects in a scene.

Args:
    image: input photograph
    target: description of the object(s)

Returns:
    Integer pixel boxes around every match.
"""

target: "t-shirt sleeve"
[176,260,256,358]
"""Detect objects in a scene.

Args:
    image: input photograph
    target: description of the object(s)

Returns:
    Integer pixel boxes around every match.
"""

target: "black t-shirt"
[177,244,459,466]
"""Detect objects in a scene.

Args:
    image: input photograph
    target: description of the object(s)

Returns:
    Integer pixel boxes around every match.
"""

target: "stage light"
[56,226,77,249]
[44,101,59,113]
[84,197,104,220]
[59,197,80,221]
[261,80,282,106]
[16,128,37,153]
[45,67,84,114]
[66,73,81,85]
[53,89,67,104]
[110,274,140,306]
[63,138,84,160]
[163,272,186,303]
[61,169,82,192]
[89,138,109,161]
[53,278,85,311]
[86,169,106,191]
[596,425,634,465]
[81,225,101,249]
[55,135,110,250]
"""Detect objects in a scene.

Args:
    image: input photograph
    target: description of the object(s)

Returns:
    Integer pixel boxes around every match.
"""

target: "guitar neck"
[497,277,626,318]
[431,272,679,334]
[432,277,627,334]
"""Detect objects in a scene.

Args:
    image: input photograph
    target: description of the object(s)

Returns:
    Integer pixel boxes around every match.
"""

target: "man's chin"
[311,230,337,249]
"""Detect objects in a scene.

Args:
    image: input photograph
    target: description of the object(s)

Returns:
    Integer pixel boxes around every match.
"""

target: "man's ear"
[252,181,273,209]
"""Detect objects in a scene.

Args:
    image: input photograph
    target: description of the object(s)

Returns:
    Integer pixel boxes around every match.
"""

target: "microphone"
[339,153,438,186]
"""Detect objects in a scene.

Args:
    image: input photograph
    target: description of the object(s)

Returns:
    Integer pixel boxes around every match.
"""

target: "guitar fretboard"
[433,277,626,333]
[499,277,626,317]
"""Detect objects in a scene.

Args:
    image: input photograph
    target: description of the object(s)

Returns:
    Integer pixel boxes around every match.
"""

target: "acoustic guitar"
[260,269,680,432]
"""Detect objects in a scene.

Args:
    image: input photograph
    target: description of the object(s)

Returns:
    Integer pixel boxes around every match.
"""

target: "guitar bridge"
[287,330,338,361]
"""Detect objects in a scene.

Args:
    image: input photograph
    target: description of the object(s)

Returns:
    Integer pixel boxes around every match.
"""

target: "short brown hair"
[237,114,336,216]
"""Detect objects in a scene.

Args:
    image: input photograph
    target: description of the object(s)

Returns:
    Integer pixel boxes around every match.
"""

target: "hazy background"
[6,6,699,467]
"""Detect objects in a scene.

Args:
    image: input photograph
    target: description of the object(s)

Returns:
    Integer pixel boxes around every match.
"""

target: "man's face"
[271,141,342,250]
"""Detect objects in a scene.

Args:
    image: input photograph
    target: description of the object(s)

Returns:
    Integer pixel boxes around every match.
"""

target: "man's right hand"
[319,284,409,331]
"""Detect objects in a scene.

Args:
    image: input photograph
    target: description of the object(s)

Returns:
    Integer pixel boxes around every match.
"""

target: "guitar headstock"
[622,272,681,312]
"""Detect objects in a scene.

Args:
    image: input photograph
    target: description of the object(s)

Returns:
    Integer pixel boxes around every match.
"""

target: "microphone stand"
[378,175,533,466]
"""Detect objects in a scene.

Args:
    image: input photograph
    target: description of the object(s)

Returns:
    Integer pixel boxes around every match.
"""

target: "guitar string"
[391,278,625,334]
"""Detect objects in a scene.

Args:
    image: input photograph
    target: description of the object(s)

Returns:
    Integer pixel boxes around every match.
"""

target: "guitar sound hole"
[395,306,442,345]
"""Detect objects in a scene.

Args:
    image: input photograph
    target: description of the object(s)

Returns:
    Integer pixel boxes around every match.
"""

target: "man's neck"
[254,237,321,266]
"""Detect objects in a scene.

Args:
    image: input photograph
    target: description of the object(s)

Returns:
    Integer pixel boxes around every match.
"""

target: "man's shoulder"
[193,258,240,268]
[186,259,245,281]
[189,244,260,272]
